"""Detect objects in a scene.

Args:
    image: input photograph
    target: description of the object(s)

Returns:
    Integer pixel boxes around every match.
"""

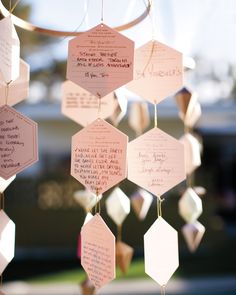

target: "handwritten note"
[71,118,128,195]
[67,24,134,98]
[127,40,183,104]
[0,59,29,107]
[81,214,115,289]
[0,105,38,180]
[128,128,185,196]
[62,80,116,126]
[0,16,20,83]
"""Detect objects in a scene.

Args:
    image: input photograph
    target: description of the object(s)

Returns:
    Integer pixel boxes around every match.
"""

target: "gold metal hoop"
[0,0,152,36]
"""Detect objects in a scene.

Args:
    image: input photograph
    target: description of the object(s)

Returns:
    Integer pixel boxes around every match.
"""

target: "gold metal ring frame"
[0,0,152,36]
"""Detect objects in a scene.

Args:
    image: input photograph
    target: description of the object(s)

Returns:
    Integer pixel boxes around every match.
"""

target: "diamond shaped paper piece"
[0,59,29,107]
[106,187,130,226]
[179,188,203,223]
[116,241,134,275]
[128,128,185,196]
[144,217,179,286]
[180,133,201,175]
[67,24,134,98]
[109,89,128,126]
[0,210,15,274]
[81,214,116,289]
[182,221,205,253]
[0,174,16,193]
[127,40,183,104]
[71,118,128,195]
[80,277,96,295]
[131,189,153,220]
[73,190,102,212]
[61,80,117,127]
[0,105,38,180]
[128,102,150,136]
[0,16,20,83]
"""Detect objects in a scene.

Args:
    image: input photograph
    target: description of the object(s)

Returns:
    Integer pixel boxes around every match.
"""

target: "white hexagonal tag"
[67,24,134,98]
[71,118,128,195]
[128,128,185,196]
[0,59,29,107]
[106,187,130,226]
[178,188,203,223]
[0,16,20,83]
[0,210,15,274]
[127,40,183,104]
[144,217,179,286]
[81,214,116,289]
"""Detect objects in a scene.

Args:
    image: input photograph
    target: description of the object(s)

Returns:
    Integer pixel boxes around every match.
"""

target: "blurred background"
[1,0,236,294]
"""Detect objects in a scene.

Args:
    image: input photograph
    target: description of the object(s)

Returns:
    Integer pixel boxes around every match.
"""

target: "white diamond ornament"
[0,175,16,193]
[182,221,205,252]
[0,210,15,274]
[179,188,203,223]
[180,133,201,175]
[73,190,102,212]
[128,102,150,135]
[131,189,153,220]
[144,217,179,286]
[106,187,130,226]
[109,89,128,126]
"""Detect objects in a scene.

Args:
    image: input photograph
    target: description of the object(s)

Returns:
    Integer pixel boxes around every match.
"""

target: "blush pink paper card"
[0,105,38,180]
[81,214,116,289]
[67,24,134,98]
[128,128,185,196]
[0,16,20,83]
[127,40,183,104]
[0,59,30,107]
[71,118,128,195]
[61,80,116,126]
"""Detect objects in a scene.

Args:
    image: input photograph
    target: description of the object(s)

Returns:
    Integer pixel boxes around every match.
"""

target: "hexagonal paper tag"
[0,16,20,83]
[81,214,116,289]
[67,23,134,98]
[178,188,203,223]
[71,118,128,195]
[0,105,38,180]
[144,217,179,286]
[128,128,185,196]
[106,187,130,226]
[0,210,15,274]
[0,174,16,193]
[0,59,30,107]
[61,80,116,126]
[126,40,183,104]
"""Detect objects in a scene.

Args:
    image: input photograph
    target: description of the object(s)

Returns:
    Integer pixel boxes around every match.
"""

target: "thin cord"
[154,103,157,128]
[98,98,101,118]
[141,40,155,76]
[117,224,122,241]
[157,197,164,218]
[101,0,104,23]
[161,285,166,295]
[10,0,21,13]
[5,82,10,105]
[0,192,4,210]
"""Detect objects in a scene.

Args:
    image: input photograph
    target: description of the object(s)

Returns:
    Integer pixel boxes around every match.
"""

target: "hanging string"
[157,196,164,218]
[141,40,155,77]
[95,189,101,215]
[10,0,21,13]
[117,224,122,241]
[5,82,10,105]
[0,274,2,287]
[143,0,155,40]
[97,97,102,118]
[101,0,104,24]
[161,285,166,295]
[0,192,4,210]
[154,103,157,128]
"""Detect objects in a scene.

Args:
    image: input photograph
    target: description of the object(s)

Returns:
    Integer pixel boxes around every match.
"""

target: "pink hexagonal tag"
[0,105,38,180]
[0,59,29,107]
[61,80,116,126]
[67,24,134,98]
[0,210,15,275]
[81,214,116,289]
[127,40,183,104]
[144,217,179,286]
[128,128,185,196]
[71,118,128,195]
[0,16,20,83]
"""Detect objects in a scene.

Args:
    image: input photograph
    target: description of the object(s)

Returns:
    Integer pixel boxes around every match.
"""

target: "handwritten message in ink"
[0,105,38,180]
[62,80,116,126]
[128,128,185,196]
[67,24,134,98]
[71,118,128,195]
[0,16,20,83]
[0,59,29,107]
[81,214,115,289]
[127,40,183,104]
